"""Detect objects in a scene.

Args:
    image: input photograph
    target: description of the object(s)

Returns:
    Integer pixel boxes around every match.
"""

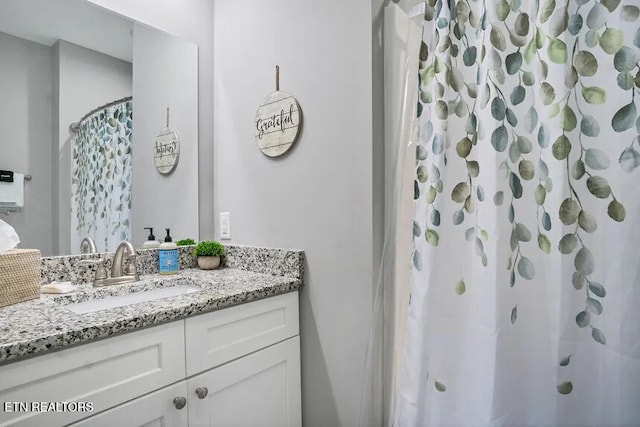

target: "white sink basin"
[66,284,202,314]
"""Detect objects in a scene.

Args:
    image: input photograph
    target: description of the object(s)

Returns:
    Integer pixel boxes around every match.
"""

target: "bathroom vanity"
[0,246,304,427]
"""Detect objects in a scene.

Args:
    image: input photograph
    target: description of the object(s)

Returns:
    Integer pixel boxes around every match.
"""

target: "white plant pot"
[197,256,220,270]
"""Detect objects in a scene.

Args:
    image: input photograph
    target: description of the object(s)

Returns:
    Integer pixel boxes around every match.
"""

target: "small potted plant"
[193,240,224,270]
[176,238,196,246]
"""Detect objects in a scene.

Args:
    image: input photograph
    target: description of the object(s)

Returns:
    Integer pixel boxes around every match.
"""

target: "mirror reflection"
[0,0,199,256]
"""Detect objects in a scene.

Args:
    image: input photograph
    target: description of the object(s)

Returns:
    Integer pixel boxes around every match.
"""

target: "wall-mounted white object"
[219,212,231,240]
[154,107,180,174]
[254,66,302,157]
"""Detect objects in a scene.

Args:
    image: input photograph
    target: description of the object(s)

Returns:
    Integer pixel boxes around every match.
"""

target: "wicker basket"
[0,249,41,308]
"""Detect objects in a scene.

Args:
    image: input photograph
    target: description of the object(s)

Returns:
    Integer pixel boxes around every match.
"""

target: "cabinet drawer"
[68,381,189,427]
[0,321,185,427]
[185,291,299,376]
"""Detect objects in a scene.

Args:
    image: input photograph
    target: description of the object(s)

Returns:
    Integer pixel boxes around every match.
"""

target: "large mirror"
[0,0,199,256]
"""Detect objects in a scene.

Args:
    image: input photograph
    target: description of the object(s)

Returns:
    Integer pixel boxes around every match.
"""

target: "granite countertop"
[0,267,302,364]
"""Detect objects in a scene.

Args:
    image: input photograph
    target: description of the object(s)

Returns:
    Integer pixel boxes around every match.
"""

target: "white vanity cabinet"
[0,291,301,427]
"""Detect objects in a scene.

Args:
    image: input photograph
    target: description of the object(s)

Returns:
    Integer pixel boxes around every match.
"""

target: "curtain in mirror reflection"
[70,100,133,253]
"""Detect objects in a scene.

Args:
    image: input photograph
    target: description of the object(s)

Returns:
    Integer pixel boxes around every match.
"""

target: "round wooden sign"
[254,91,302,157]
[154,127,180,175]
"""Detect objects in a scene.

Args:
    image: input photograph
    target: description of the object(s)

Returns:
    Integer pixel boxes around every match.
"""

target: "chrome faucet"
[93,241,139,287]
[80,237,97,254]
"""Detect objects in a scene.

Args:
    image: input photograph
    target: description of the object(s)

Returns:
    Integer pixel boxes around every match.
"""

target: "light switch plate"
[220,212,231,240]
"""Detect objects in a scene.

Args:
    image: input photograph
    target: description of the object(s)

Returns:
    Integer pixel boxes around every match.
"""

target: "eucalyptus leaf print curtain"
[70,100,133,253]
[395,0,640,425]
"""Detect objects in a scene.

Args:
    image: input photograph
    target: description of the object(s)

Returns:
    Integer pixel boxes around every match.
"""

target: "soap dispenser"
[158,228,178,275]
[143,227,161,249]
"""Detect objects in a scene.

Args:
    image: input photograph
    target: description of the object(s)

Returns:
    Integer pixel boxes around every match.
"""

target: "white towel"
[0,173,24,208]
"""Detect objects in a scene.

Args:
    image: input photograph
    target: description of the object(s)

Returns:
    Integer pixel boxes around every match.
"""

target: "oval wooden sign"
[154,127,180,174]
[254,91,302,157]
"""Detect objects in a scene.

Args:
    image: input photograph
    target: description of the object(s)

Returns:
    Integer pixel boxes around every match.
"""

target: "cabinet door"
[188,336,301,427]
[0,321,185,427]
[68,382,189,427]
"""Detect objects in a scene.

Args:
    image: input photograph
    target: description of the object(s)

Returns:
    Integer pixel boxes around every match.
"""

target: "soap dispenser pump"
[142,227,161,249]
[158,228,179,275]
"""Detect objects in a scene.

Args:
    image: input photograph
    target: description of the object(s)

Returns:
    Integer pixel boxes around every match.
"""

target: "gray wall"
[213,1,378,425]
[53,40,132,254]
[0,32,53,255]
[131,24,199,246]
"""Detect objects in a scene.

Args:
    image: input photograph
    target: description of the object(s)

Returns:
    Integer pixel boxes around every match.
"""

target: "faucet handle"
[94,259,108,280]
[126,256,138,276]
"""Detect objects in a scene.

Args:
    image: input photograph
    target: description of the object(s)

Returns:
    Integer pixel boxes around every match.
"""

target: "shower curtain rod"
[70,96,133,133]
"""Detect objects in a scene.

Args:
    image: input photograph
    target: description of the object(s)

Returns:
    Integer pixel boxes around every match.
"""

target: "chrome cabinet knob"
[173,396,187,410]
[195,387,208,399]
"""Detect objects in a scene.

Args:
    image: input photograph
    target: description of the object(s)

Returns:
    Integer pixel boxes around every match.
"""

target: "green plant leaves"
[506,51,523,75]
[413,251,422,270]
[580,115,600,137]
[575,247,596,275]
[612,103,637,132]
[574,51,598,76]
[425,229,440,246]
[492,126,509,152]
[589,282,607,298]
[509,173,523,199]
[540,82,556,105]
[599,28,624,54]
[584,148,610,170]
[552,135,572,160]
[435,381,447,392]
[417,166,429,183]
[607,200,626,221]
[515,13,530,36]
[561,106,577,131]
[581,86,606,104]
[619,147,640,172]
[490,27,507,51]
[601,0,620,13]
[518,256,535,279]
[586,3,607,29]
[578,210,598,233]
[535,184,547,205]
[452,182,471,203]
[592,327,606,345]
[622,5,640,21]
[586,176,611,198]
[573,272,586,289]
[559,355,573,367]
[614,46,639,72]
[540,0,555,23]
[559,198,581,225]
[510,85,526,105]
[511,305,517,324]
[519,159,535,180]
[456,137,473,158]
[559,234,578,254]
[455,280,466,295]
[548,39,568,63]
[538,233,551,254]
[587,297,603,315]
[576,310,591,327]
[557,381,574,395]
[492,98,507,120]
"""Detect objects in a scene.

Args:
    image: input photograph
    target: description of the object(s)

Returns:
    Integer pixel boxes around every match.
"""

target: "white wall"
[131,23,199,245]
[0,32,53,255]
[53,40,132,254]
[213,1,378,425]
[86,0,215,240]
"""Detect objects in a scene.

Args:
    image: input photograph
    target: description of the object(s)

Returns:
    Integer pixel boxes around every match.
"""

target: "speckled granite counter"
[0,245,305,365]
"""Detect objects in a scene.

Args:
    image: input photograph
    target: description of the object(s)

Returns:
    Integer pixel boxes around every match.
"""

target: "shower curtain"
[396,0,640,425]
[70,100,133,253]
